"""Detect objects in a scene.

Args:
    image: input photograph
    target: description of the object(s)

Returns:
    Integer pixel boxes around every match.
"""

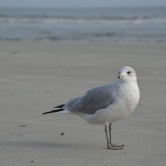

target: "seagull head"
[117,66,137,82]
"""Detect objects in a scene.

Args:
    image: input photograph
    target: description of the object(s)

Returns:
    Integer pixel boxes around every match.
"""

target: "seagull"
[43,66,140,150]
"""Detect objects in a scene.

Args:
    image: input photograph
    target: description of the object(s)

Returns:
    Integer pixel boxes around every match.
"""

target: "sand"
[0,41,166,166]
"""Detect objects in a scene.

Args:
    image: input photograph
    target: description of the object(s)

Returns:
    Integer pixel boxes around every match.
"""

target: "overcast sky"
[0,0,166,8]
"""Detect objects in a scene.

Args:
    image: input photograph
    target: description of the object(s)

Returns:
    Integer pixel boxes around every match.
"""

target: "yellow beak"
[117,74,124,79]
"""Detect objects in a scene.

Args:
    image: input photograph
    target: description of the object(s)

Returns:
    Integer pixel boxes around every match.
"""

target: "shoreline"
[1,39,166,44]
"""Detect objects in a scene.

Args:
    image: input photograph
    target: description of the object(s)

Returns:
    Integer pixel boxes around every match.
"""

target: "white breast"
[118,81,140,114]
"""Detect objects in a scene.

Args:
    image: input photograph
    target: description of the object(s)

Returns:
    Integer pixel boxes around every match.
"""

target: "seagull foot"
[107,144,124,150]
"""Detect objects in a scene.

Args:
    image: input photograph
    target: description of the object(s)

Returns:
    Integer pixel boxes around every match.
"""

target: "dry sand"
[0,41,166,166]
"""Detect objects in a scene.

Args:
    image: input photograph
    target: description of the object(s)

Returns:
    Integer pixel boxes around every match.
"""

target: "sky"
[0,0,166,8]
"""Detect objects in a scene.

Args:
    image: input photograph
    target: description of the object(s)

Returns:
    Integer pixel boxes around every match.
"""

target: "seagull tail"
[42,104,65,115]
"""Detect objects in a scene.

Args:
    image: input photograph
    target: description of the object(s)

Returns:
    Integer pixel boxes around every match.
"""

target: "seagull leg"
[104,123,110,149]
[108,123,124,150]
[105,122,120,150]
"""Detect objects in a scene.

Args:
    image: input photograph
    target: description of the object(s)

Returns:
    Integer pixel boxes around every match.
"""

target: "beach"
[0,41,166,166]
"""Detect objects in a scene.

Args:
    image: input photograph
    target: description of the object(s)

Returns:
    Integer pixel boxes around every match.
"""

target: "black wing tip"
[42,108,64,115]
[54,104,65,108]
[42,112,48,115]
[42,104,65,115]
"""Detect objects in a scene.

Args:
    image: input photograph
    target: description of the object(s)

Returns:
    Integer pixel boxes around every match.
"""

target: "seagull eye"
[127,71,131,75]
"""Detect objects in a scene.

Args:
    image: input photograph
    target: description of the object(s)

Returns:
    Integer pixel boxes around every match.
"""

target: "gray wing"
[65,96,82,109]
[70,86,114,114]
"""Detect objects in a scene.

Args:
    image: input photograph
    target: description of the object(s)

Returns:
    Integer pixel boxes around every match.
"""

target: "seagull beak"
[117,74,124,79]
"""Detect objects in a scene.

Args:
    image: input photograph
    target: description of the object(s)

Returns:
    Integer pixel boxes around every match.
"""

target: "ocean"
[0,7,166,43]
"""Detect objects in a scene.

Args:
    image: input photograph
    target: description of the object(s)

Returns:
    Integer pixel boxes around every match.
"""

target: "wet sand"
[0,41,166,166]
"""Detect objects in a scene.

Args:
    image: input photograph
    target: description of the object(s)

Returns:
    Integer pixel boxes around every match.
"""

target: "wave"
[1,16,166,25]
